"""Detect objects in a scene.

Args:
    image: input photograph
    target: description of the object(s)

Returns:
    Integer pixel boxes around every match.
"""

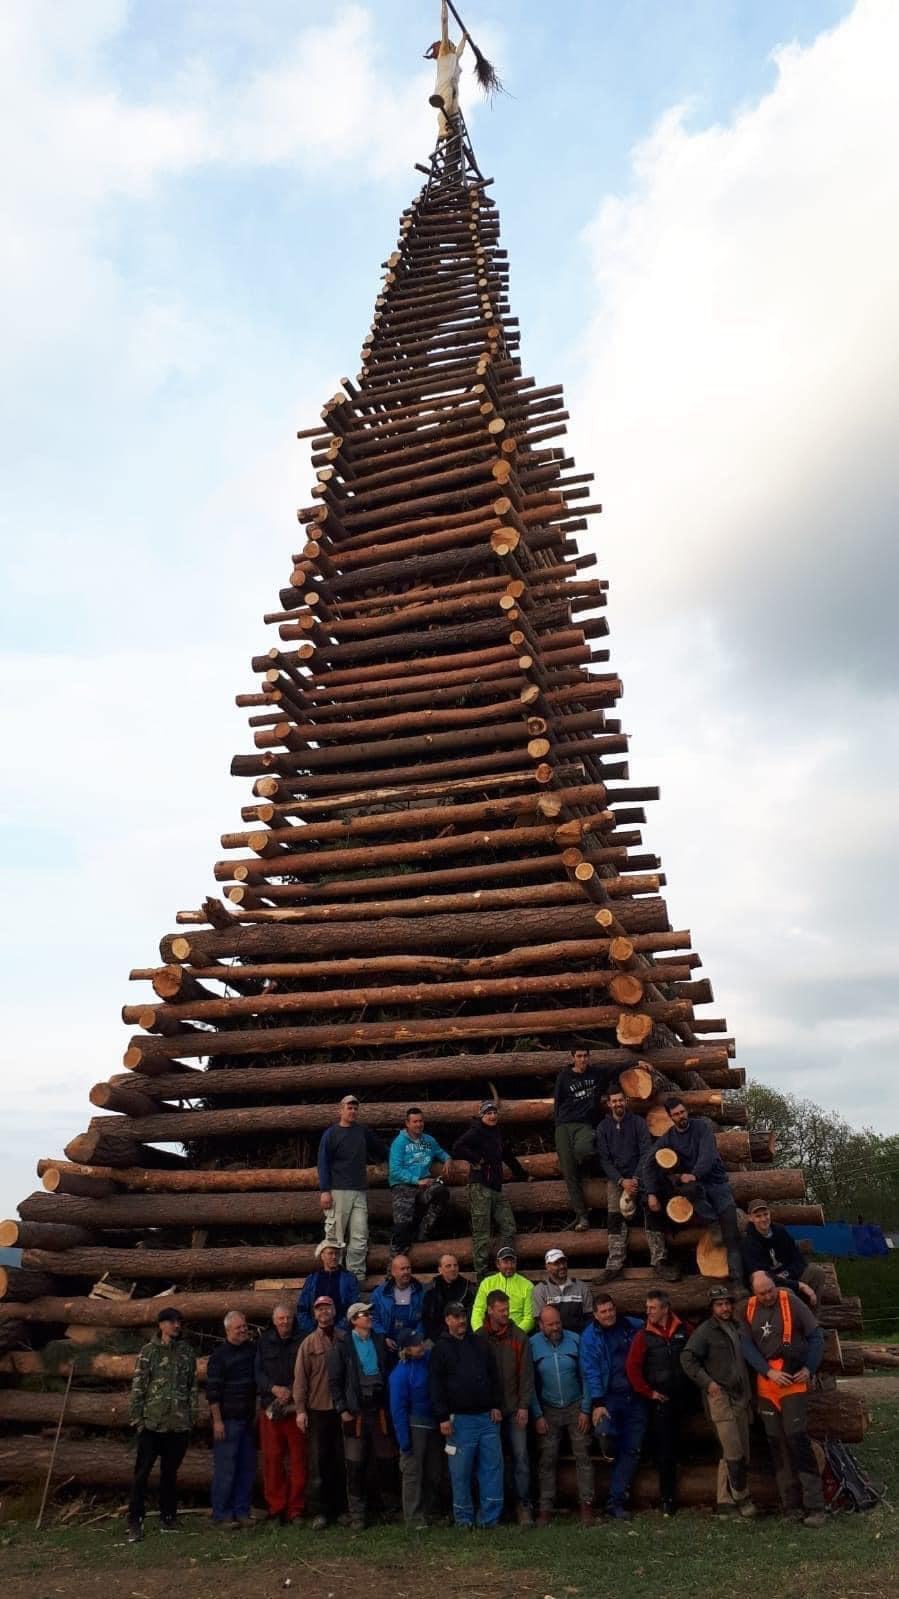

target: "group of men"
[127,1235,829,1535]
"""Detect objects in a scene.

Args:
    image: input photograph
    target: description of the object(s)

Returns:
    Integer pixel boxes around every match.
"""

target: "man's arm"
[187,1350,198,1425]
[292,1345,308,1413]
[387,1132,405,1187]
[128,1345,151,1426]
[388,1364,412,1452]
[624,1330,654,1399]
[516,1280,536,1335]
[690,1118,720,1181]
[680,1324,711,1389]
[368,1286,390,1338]
[295,1276,316,1336]
[253,1343,271,1404]
[317,1128,333,1193]
[739,1328,768,1377]
[528,1341,544,1419]
[517,1338,536,1410]
[595,1124,623,1183]
[430,1134,452,1166]
[428,1342,450,1422]
[470,1276,489,1331]
[326,1340,349,1414]
[502,1140,528,1183]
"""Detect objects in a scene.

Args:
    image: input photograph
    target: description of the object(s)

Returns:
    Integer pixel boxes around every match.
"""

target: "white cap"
[544,1248,567,1264]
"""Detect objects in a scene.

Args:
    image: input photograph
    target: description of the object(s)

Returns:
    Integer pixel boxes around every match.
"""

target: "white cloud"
[575,0,899,1126]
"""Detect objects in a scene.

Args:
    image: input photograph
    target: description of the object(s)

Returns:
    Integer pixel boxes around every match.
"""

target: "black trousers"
[647,1398,680,1504]
[307,1409,346,1520]
[128,1428,190,1523]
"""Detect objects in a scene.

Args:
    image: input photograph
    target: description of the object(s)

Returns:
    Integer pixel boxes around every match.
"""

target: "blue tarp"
[785,1222,890,1258]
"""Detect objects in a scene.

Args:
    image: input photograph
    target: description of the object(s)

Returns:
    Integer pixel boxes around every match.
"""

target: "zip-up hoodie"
[625,1312,693,1401]
[529,1329,590,1416]
[471,1271,535,1334]
[388,1129,450,1187]
[388,1350,436,1450]
[369,1277,426,1342]
[580,1315,643,1406]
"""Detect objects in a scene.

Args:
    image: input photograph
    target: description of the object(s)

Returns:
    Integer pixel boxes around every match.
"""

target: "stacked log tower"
[0,125,865,1497]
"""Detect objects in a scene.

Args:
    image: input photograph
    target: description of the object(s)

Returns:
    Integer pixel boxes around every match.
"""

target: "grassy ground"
[1,1391,897,1599]
[831,1252,899,1343]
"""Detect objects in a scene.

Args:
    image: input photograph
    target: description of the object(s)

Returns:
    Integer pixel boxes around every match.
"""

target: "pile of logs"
[0,125,867,1498]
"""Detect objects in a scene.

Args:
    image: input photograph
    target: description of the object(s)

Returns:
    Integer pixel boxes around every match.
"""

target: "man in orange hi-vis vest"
[739,1271,827,1526]
[425,1,469,138]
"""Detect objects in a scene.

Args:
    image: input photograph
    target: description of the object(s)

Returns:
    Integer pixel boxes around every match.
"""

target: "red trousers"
[258,1411,307,1518]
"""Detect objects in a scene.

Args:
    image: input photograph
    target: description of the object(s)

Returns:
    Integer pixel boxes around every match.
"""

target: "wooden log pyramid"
[0,124,865,1493]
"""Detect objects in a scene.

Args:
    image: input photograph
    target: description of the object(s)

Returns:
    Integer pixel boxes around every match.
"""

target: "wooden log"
[0,1220,95,1251]
[0,1350,210,1380]
[62,1132,184,1171]
[18,1169,800,1235]
[0,1267,58,1301]
[83,1087,735,1146]
[666,1196,694,1224]
[861,1344,899,1369]
[41,1169,118,1199]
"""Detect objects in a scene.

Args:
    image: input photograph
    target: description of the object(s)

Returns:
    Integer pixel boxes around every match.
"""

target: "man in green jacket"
[681,1286,757,1518]
[471,1247,535,1334]
[127,1307,198,1541]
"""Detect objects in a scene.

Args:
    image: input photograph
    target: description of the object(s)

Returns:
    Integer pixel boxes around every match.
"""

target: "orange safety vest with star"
[746,1289,809,1408]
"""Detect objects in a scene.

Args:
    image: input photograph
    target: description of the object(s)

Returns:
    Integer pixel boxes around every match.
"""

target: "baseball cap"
[444,1301,467,1317]
[747,1198,771,1215]
[315,1238,343,1258]
[157,1306,183,1324]
[708,1285,735,1303]
[496,1246,517,1262]
[397,1328,424,1350]
[340,1093,361,1107]
[545,1248,566,1265]
[479,1100,499,1116]
[346,1302,372,1322]
[312,1295,335,1309]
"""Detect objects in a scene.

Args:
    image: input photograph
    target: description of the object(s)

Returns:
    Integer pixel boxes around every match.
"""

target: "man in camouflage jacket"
[127,1306,198,1540]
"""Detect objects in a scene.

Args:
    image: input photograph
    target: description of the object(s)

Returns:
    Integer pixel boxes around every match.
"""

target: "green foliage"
[831,1253,899,1342]
[745,1081,899,1229]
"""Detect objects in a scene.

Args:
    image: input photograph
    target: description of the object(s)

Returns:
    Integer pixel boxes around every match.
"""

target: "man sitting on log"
[740,1270,827,1527]
[317,1094,389,1284]
[595,1084,671,1282]
[741,1198,827,1308]
[625,1289,694,1517]
[471,1245,535,1334]
[530,1304,594,1526]
[207,1309,258,1529]
[388,1106,452,1257]
[422,1250,477,1343]
[255,1303,306,1526]
[451,1100,529,1279]
[580,1293,646,1521]
[295,1240,358,1336]
[641,1095,743,1283]
[327,1301,397,1531]
[370,1253,426,1355]
[532,1246,593,1332]
[126,1306,197,1543]
[553,1046,614,1231]
[476,1288,536,1526]
[681,1285,758,1518]
[294,1296,346,1531]
[429,1299,504,1529]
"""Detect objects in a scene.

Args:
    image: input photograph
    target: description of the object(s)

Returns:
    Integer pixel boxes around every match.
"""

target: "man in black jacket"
[429,1301,504,1528]
[422,1252,477,1343]
[452,1102,530,1278]
[254,1304,305,1524]
[327,1301,397,1529]
[681,1285,757,1517]
[553,1048,615,1230]
[741,1199,827,1306]
[595,1086,671,1281]
[207,1310,258,1527]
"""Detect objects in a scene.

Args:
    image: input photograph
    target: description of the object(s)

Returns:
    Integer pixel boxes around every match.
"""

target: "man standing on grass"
[740,1271,827,1527]
[127,1306,197,1543]
[327,1302,396,1531]
[254,1303,305,1525]
[452,1101,530,1278]
[388,1106,452,1256]
[529,1305,594,1527]
[553,1047,613,1230]
[318,1094,389,1283]
[625,1289,693,1517]
[207,1310,258,1529]
[429,1300,504,1530]
[579,1293,646,1520]
[294,1296,346,1531]
[476,1288,535,1525]
[681,1285,757,1518]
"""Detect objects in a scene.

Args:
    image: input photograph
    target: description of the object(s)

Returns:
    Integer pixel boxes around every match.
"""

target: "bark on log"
[0,1267,58,1301]
[0,1350,210,1380]
[0,1220,96,1251]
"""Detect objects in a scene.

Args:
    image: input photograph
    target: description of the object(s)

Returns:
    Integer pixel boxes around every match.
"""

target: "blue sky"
[2,0,897,1218]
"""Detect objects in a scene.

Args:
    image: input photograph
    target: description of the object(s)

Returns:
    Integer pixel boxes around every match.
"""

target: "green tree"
[745,1082,899,1228]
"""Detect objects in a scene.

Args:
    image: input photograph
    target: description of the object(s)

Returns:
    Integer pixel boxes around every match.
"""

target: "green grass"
[830,1252,899,1343]
[1,1401,897,1599]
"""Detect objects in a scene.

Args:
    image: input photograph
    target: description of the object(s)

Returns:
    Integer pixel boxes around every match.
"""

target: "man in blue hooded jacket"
[370,1254,426,1354]
[388,1107,451,1257]
[579,1293,646,1519]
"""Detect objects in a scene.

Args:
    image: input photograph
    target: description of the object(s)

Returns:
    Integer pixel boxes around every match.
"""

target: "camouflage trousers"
[468,1183,516,1278]
[390,1181,450,1256]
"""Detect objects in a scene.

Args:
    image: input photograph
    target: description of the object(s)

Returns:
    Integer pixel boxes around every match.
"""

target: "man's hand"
[341,1409,354,1423]
[679,1172,697,1185]
[792,1367,811,1386]
[296,1411,308,1433]
[707,1381,722,1400]
[535,1417,548,1437]
[213,1418,226,1442]
[576,1411,590,1436]
[651,1391,669,1404]
[767,1369,793,1388]
[798,1282,817,1307]
[514,1407,528,1428]
[320,1191,333,1211]
[386,1338,398,1353]
[592,1405,609,1427]
[647,1194,661,1213]
[440,1419,453,1438]
[417,1178,432,1189]
[272,1385,291,1403]
[622,1178,638,1196]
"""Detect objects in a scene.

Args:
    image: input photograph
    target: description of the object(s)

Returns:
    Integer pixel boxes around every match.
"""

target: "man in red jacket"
[625,1290,693,1516]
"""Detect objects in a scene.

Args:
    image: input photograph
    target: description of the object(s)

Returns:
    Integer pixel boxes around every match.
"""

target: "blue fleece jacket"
[388,1129,450,1187]
[369,1277,426,1342]
[579,1316,643,1405]
[529,1329,591,1416]
[388,1351,436,1451]
[294,1267,359,1336]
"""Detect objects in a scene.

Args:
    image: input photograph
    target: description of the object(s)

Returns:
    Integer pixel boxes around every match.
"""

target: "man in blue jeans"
[641,1096,743,1282]
[429,1300,504,1529]
[579,1293,647,1519]
[206,1309,258,1527]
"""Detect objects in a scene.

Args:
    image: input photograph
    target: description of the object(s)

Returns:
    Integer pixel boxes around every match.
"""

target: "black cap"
[444,1300,467,1317]
[397,1328,424,1349]
[157,1307,183,1324]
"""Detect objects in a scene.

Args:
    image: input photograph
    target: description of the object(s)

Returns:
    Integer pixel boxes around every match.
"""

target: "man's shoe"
[661,1499,677,1518]
[159,1516,180,1532]
[126,1520,143,1544]
[235,1515,254,1529]
[311,1514,328,1531]
[802,1510,827,1528]
[349,1515,365,1531]
[714,1503,738,1517]
[738,1501,759,1519]
[516,1504,534,1527]
[535,1508,551,1527]
[606,1504,632,1521]
[579,1504,594,1527]
[597,1263,624,1284]
[573,1215,590,1232]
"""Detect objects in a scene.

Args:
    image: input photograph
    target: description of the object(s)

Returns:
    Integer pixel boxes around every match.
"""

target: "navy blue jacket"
[641,1116,729,1192]
[595,1111,651,1182]
[579,1315,643,1405]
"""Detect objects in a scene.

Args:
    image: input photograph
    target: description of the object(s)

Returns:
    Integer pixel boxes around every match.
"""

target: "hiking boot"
[516,1503,534,1527]
[535,1508,551,1527]
[802,1510,827,1528]
[311,1514,328,1531]
[661,1500,677,1518]
[738,1501,759,1519]
[606,1504,632,1521]
[349,1515,366,1532]
[597,1263,624,1284]
[656,1262,681,1283]
[573,1215,590,1232]
[579,1504,594,1527]
[126,1519,143,1544]
[159,1516,180,1532]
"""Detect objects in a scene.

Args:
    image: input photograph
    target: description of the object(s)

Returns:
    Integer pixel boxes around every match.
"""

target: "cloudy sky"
[1,0,897,1218]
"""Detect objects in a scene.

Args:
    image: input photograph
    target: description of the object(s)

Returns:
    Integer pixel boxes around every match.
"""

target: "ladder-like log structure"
[0,122,866,1490]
